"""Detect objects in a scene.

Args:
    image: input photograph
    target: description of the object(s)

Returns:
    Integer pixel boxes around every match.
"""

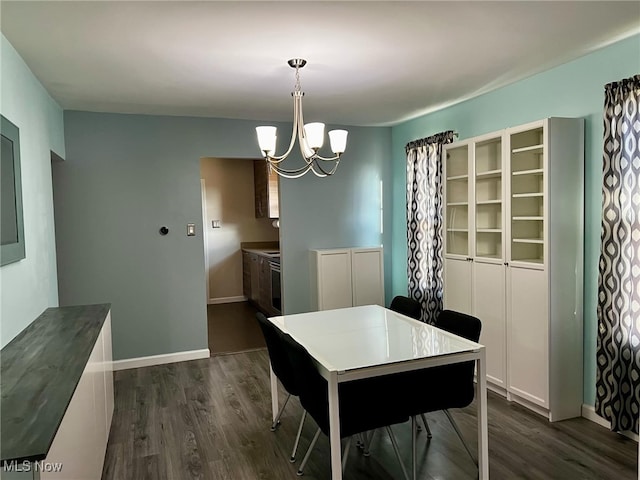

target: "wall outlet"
[212,220,221,228]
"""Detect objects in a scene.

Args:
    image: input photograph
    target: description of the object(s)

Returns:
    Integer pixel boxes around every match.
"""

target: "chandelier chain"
[294,65,302,93]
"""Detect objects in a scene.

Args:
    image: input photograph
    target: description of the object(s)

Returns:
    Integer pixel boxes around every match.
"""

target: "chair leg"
[412,416,417,480]
[363,429,376,457]
[443,410,477,466]
[271,393,291,431]
[290,410,307,462]
[297,427,321,476]
[385,426,410,480]
[342,437,352,473]
[420,413,433,439]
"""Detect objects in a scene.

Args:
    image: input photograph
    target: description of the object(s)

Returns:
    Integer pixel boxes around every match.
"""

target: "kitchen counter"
[0,304,111,463]
[242,247,280,259]
[240,241,280,260]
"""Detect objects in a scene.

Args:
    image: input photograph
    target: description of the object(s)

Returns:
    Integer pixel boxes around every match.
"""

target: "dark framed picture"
[1,114,25,266]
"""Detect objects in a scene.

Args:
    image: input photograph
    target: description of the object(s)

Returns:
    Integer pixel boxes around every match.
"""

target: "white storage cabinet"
[443,118,584,421]
[310,247,384,311]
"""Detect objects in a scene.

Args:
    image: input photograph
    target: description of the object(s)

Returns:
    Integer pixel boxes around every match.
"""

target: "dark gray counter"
[0,304,111,463]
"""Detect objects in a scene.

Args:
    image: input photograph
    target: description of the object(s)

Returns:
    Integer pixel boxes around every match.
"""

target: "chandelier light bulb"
[303,123,325,150]
[329,130,348,154]
[256,126,277,154]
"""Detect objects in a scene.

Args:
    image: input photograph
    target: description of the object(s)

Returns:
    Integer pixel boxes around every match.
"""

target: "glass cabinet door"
[444,144,470,256]
[474,137,503,260]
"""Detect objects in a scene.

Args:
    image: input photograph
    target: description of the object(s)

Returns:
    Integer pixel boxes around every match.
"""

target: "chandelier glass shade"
[256,59,348,178]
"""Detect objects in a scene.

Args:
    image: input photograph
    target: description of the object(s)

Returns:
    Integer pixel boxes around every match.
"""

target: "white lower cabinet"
[473,261,506,390]
[507,267,548,407]
[310,247,384,311]
[351,248,385,307]
[443,258,472,313]
[42,313,114,480]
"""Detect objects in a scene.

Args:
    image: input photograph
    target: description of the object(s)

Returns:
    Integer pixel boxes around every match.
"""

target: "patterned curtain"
[595,74,640,434]
[406,131,455,324]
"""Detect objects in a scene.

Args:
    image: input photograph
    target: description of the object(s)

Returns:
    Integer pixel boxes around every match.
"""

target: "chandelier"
[256,59,348,178]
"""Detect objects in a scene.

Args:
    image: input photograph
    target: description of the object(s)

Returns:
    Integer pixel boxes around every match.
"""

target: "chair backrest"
[255,312,300,396]
[436,309,482,343]
[432,309,482,408]
[389,295,422,321]
[397,309,482,415]
[279,331,329,428]
[280,331,410,438]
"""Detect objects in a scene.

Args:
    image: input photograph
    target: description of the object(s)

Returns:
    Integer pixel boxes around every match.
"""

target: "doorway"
[200,157,280,354]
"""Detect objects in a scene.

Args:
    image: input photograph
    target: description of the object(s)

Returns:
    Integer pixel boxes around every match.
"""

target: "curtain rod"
[405,130,458,152]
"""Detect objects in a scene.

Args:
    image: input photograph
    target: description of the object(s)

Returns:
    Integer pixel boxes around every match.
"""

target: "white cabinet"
[443,118,584,421]
[42,313,114,479]
[310,247,384,311]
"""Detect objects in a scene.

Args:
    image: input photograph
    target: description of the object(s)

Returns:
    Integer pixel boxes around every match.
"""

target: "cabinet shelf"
[476,199,502,205]
[512,144,543,154]
[512,257,544,264]
[512,192,543,198]
[512,238,544,244]
[476,169,502,179]
[447,228,469,232]
[447,174,468,181]
[447,202,468,206]
[511,258,543,265]
[513,216,543,221]
[477,229,502,233]
[476,253,502,260]
[512,168,543,176]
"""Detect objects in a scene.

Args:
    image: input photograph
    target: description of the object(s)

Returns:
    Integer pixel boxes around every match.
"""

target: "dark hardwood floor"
[102,350,637,480]
[207,302,266,355]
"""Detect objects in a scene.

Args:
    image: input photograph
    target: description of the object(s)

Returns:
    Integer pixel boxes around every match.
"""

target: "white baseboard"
[112,348,211,371]
[208,295,247,305]
[581,404,611,428]
[582,404,638,441]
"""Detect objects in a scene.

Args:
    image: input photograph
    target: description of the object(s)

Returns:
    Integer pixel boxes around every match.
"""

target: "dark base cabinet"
[242,249,280,316]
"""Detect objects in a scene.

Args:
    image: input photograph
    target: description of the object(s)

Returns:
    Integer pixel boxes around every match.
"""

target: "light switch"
[212,220,221,228]
[187,223,196,236]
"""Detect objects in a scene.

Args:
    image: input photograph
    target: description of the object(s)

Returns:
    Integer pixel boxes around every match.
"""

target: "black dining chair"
[279,331,411,479]
[388,295,433,439]
[389,295,422,321]
[255,312,307,462]
[398,309,482,480]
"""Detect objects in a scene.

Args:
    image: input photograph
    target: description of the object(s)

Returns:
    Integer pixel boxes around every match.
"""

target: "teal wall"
[0,35,65,347]
[281,125,393,313]
[389,34,640,406]
[59,111,391,360]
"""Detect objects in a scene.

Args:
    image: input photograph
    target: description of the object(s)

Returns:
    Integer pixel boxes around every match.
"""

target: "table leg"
[270,365,279,424]
[328,371,342,480]
[477,348,489,479]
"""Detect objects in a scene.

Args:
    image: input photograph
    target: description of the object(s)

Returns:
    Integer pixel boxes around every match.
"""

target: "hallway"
[207,302,266,355]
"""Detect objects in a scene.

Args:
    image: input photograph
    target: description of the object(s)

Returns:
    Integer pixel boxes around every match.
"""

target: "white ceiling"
[1,1,639,126]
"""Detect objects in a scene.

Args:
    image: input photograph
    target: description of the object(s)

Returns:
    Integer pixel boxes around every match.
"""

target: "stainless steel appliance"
[269,258,281,314]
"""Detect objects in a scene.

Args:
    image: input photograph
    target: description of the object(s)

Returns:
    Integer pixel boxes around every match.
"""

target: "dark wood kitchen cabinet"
[242,249,279,315]
[254,160,279,219]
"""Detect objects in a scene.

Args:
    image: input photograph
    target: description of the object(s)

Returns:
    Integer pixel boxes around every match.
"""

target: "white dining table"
[268,304,489,480]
